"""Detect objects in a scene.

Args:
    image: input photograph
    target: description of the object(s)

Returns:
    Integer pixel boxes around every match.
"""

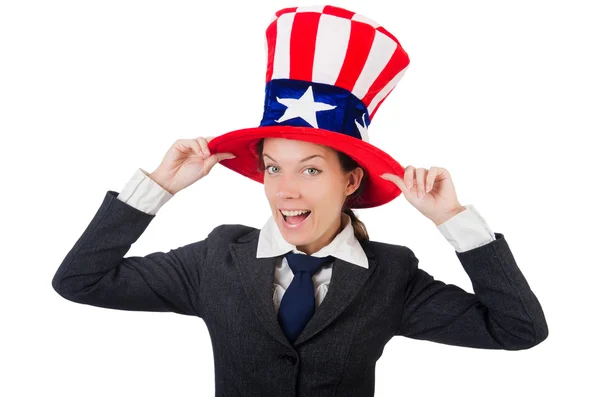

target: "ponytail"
[343,207,369,241]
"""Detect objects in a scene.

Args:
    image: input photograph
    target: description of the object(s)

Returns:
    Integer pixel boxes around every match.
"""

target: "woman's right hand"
[148,136,235,195]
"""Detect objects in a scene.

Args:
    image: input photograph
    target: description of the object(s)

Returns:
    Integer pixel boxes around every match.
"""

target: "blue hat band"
[259,79,371,141]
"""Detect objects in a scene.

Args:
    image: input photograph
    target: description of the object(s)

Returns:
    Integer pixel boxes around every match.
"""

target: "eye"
[265,165,320,176]
[265,165,279,174]
[304,167,321,176]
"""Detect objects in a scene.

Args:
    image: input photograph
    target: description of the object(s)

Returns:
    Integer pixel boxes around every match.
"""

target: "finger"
[177,139,203,158]
[215,152,236,161]
[381,173,410,195]
[404,165,414,189]
[394,173,408,193]
[196,137,210,158]
[187,139,205,158]
[415,168,425,197]
[425,167,437,193]
[204,152,235,173]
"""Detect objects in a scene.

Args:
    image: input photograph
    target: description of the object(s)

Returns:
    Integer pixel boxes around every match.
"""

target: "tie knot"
[284,252,332,276]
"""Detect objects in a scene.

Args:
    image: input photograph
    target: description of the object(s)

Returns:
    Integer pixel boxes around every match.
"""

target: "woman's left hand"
[381,166,466,226]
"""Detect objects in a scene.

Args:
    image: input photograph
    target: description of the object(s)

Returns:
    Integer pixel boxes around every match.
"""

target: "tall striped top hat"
[208,4,410,208]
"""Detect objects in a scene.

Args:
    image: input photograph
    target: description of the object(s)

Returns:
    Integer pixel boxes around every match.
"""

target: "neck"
[296,214,346,255]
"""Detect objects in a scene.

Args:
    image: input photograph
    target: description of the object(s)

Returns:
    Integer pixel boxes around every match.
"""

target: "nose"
[276,174,301,199]
[277,190,300,198]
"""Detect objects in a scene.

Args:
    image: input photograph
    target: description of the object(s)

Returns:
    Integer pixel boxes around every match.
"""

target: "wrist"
[432,205,466,226]
[149,171,177,195]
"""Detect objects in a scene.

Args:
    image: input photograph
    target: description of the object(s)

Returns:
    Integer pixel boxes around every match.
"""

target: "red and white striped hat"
[208,5,410,208]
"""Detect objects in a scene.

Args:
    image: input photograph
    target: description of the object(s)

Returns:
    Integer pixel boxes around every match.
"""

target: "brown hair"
[255,138,369,241]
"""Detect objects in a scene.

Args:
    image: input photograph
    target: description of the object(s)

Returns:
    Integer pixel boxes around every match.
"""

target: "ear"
[345,168,364,196]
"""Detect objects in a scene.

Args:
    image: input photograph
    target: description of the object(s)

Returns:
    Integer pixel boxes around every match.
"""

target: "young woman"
[52,5,548,396]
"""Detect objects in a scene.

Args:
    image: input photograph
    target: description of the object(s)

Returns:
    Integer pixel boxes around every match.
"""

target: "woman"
[52,5,548,396]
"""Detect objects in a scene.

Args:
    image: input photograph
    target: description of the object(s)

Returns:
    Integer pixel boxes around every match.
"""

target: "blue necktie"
[278,252,333,343]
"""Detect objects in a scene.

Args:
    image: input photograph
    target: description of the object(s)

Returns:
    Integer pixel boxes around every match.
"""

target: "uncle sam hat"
[207,4,410,208]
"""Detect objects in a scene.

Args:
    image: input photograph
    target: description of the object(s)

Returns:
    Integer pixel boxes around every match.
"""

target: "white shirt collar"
[256,212,369,269]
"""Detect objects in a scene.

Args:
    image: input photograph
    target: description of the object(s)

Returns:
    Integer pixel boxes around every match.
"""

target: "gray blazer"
[52,190,548,397]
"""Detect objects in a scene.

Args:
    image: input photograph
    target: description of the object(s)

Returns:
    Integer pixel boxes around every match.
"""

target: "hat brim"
[207,125,405,208]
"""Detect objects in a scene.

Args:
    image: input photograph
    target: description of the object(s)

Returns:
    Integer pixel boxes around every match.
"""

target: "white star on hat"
[275,86,336,128]
[355,112,369,141]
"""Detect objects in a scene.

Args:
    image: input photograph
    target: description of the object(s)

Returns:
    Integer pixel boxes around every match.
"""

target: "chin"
[283,235,306,246]
[277,222,311,243]
[279,224,309,239]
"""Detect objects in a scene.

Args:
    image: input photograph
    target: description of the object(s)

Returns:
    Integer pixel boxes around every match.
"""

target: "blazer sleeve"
[395,233,548,350]
[51,190,207,317]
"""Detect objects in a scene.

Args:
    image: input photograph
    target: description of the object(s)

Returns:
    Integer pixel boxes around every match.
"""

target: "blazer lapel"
[230,229,292,348]
[293,242,378,347]
[229,229,378,349]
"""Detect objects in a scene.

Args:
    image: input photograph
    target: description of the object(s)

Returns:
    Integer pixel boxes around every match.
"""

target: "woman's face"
[262,138,362,255]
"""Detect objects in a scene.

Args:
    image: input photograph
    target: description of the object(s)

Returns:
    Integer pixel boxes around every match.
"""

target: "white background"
[1,0,598,396]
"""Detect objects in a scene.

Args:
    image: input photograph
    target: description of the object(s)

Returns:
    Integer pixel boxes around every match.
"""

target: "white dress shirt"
[117,168,496,315]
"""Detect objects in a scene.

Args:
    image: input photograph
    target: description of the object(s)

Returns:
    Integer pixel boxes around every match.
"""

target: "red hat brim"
[207,125,405,208]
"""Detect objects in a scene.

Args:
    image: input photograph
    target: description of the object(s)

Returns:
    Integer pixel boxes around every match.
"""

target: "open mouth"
[281,210,312,226]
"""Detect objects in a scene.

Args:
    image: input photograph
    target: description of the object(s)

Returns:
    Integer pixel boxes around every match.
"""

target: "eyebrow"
[262,153,325,163]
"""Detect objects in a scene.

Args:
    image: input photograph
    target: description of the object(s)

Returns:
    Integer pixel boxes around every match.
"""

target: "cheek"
[263,181,276,199]
[313,180,343,201]
[310,193,342,220]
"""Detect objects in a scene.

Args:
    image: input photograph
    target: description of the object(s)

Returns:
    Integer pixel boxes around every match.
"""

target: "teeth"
[281,209,310,216]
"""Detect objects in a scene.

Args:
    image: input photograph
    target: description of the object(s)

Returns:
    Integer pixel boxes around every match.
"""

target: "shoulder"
[363,239,418,269]
[206,223,259,244]
[365,238,415,257]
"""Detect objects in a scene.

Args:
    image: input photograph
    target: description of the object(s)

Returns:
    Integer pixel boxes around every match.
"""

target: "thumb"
[204,152,236,172]
[382,173,415,200]
[215,152,236,162]
[381,173,407,193]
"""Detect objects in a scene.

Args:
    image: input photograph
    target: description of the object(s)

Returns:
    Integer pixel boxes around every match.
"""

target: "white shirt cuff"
[437,204,496,253]
[116,168,173,215]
